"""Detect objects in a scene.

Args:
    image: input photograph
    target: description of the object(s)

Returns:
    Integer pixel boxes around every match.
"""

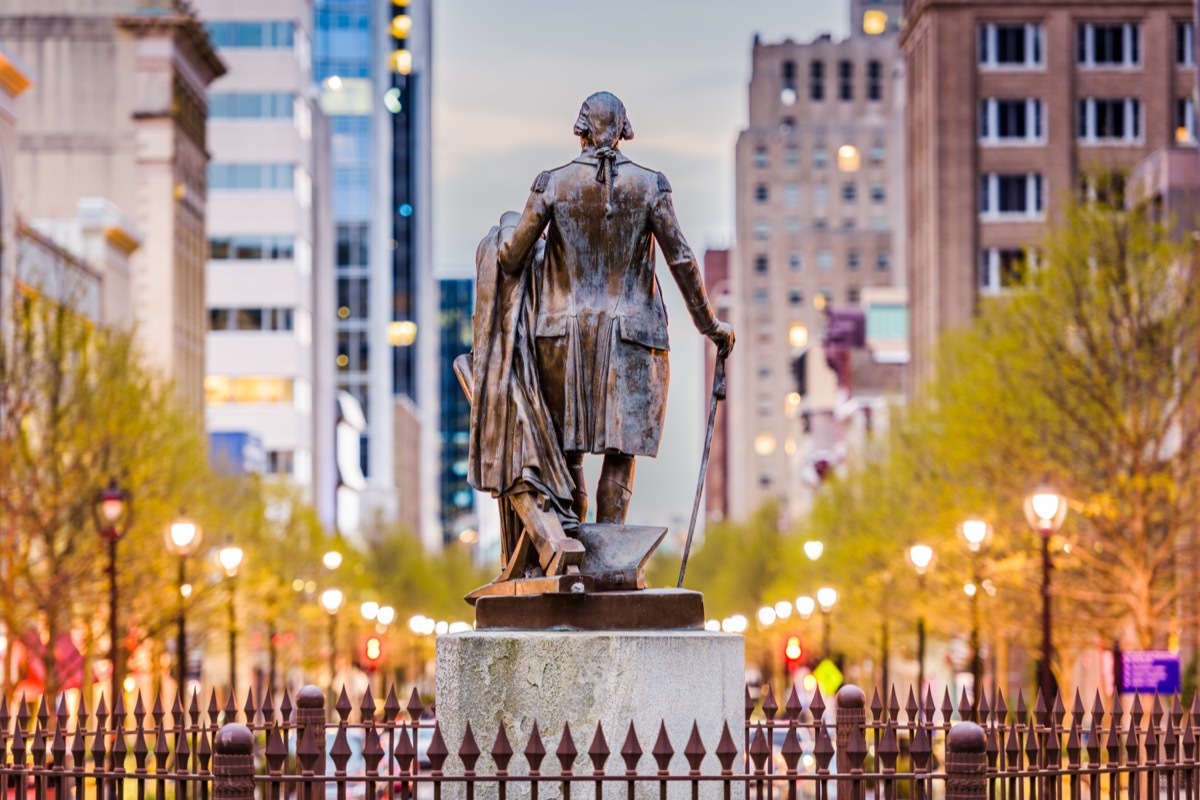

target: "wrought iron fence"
[0,681,1192,800]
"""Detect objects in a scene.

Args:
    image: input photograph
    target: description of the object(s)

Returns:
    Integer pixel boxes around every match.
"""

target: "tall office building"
[438,278,473,543]
[726,14,906,522]
[0,0,225,408]
[314,0,438,546]
[902,0,1192,392]
[196,0,336,526]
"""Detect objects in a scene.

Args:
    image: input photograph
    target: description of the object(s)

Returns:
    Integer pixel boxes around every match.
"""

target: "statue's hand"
[708,319,735,358]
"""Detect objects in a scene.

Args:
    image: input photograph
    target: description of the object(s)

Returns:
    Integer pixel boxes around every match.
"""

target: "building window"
[755,147,769,168]
[782,59,798,105]
[209,235,295,260]
[866,60,883,101]
[868,145,885,166]
[754,289,770,306]
[979,248,1027,293]
[1177,98,1196,143]
[784,184,800,205]
[870,185,885,203]
[847,287,861,304]
[754,255,769,275]
[1077,98,1142,143]
[979,23,1044,68]
[754,221,770,240]
[784,146,799,167]
[813,219,829,231]
[786,218,801,233]
[265,450,295,476]
[789,288,804,305]
[337,277,370,319]
[813,183,829,207]
[755,184,769,203]
[813,147,829,169]
[842,219,856,231]
[209,92,295,120]
[979,98,1045,143]
[817,250,834,270]
[1077,23,1140,68]
[876,251,891,271]
[206,20,295,49]
[841,183,857,203]
[208,163,295,190]
[838,60,853,101]
[204,376,295,405]
[208,307,294,332]
[789,251,803,270]
[870,217,887,231]
[1178,22,1195,66]
[336,223,370,268]
[979,173,1044,218]
[847,251,860,270]
[809,60,825,101]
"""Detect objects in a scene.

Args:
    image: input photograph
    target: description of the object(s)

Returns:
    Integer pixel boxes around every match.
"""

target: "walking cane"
[678,353,726,588]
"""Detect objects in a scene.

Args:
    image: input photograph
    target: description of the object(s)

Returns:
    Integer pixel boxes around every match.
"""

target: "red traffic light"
[783,635,804,673]
[364,636,384,670]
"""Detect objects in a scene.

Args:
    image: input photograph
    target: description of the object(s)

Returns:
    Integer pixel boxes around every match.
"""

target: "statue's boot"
[508,491,585,576]
[567,452,588,522]
[596,454,636,525]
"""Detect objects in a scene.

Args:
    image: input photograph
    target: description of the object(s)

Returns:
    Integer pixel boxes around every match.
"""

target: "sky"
[431,0,851,532]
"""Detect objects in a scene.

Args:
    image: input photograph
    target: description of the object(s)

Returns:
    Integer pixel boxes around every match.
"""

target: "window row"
[780,59,885,103]
[752,250,891,274]
[206,21,295,49]
[208,163,296,191]
[753,217,890,238]
[208,307,295,332]
[209,92,295,120]
[204,376,294,405]
[979,22,1171,69]
[978,97,1145,143]
[754,183,886,204]
[753,144,886,170]
[209,235,295,261]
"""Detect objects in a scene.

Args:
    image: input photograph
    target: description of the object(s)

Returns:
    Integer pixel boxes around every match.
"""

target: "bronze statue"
[459,91,734,600]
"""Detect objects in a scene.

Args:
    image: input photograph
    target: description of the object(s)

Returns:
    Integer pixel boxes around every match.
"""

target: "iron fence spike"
[407,686,424,722]
[335,686,352,722]
[887,685,900,718]
[223,688,239,723]
[810,684,827,720]
[280,688,293,721]
[786,683,804,722]
[619,721,641,773]
[243,685,257,725]
[525,720,547,773]
[363,725,384,773]
[978,689,991,725]
[748,723,769,772]
[651,721,673,773]
[427,721,448,774]
[331,721,352,773]
[715,720,738,773]
[459,721,481,773]
[744,684,755,721]
[360,684,376,721]
[265,725,287,773]
[870,687,884,723]
[958,687,972,722]
[492,721,514,773]
[384,685,401,720]
[587,719,610,772]
[904,686,918,723]
[761,683,778,721]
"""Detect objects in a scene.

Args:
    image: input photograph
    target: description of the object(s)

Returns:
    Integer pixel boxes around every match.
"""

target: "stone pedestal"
[435,630,744,800]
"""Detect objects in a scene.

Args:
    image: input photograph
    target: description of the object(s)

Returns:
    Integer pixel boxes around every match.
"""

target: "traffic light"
[783,634,805,674]
[364,636,383,673]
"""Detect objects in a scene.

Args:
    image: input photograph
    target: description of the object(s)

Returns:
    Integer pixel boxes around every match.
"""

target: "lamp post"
[165,517,202,699]
[803,540,824,561]
[321,588,344,693]
[218,543,244,695]
[907,544,935,695]
[958,519,992,710]
[1024,484,1068,703]
[93,479,131,705]
[816,587,837,661]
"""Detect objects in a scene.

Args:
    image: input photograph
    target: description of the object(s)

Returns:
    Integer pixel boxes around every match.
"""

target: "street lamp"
[218,543,244,695]
[958,519,992,709]
[816,587,837,660]
[321,588,344,692]
[323,550,343,570]
[795,595,816,619]
[1024,484,1068,703]
[93,479,131,705]
[907,544,935,695]
[803,540,824,561]
[165,517,202,699]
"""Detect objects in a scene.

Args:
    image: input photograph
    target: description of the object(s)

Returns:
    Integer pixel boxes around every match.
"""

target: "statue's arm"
[649,176,718,334]
[497,174,552,276]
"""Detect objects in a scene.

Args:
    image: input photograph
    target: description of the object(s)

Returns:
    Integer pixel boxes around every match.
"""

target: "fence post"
[297,685,328,800]
[946,722,988,800]
[836,684,866,800]
[213,724,254,800]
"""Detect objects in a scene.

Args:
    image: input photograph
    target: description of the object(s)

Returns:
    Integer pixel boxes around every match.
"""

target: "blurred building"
[0,47,31,323]
[0,0,226,409]
[438,277,474,544]
[903,0,1193,393]
[726,10,907,522]
[196,0,337,530]
[702,249,731,522]
[313,0,439,547]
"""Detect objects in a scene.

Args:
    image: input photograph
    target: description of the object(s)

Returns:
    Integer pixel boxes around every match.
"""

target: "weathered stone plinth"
[435,630,744,800]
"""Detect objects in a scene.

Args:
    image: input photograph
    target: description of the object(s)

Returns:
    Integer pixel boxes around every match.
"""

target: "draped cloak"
[465,223,577,564]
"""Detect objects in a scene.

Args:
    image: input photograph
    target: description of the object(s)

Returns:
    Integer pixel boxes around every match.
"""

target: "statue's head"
[573,92,634,150]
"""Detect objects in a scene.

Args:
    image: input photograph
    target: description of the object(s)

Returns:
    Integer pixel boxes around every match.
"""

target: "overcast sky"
[431,0,851,532]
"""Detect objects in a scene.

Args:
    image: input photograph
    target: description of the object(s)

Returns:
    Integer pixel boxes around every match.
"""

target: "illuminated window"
[837,145,861,172]
[1176,98,1196,143]
[204,377,295,405]
[863,10,888,35]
